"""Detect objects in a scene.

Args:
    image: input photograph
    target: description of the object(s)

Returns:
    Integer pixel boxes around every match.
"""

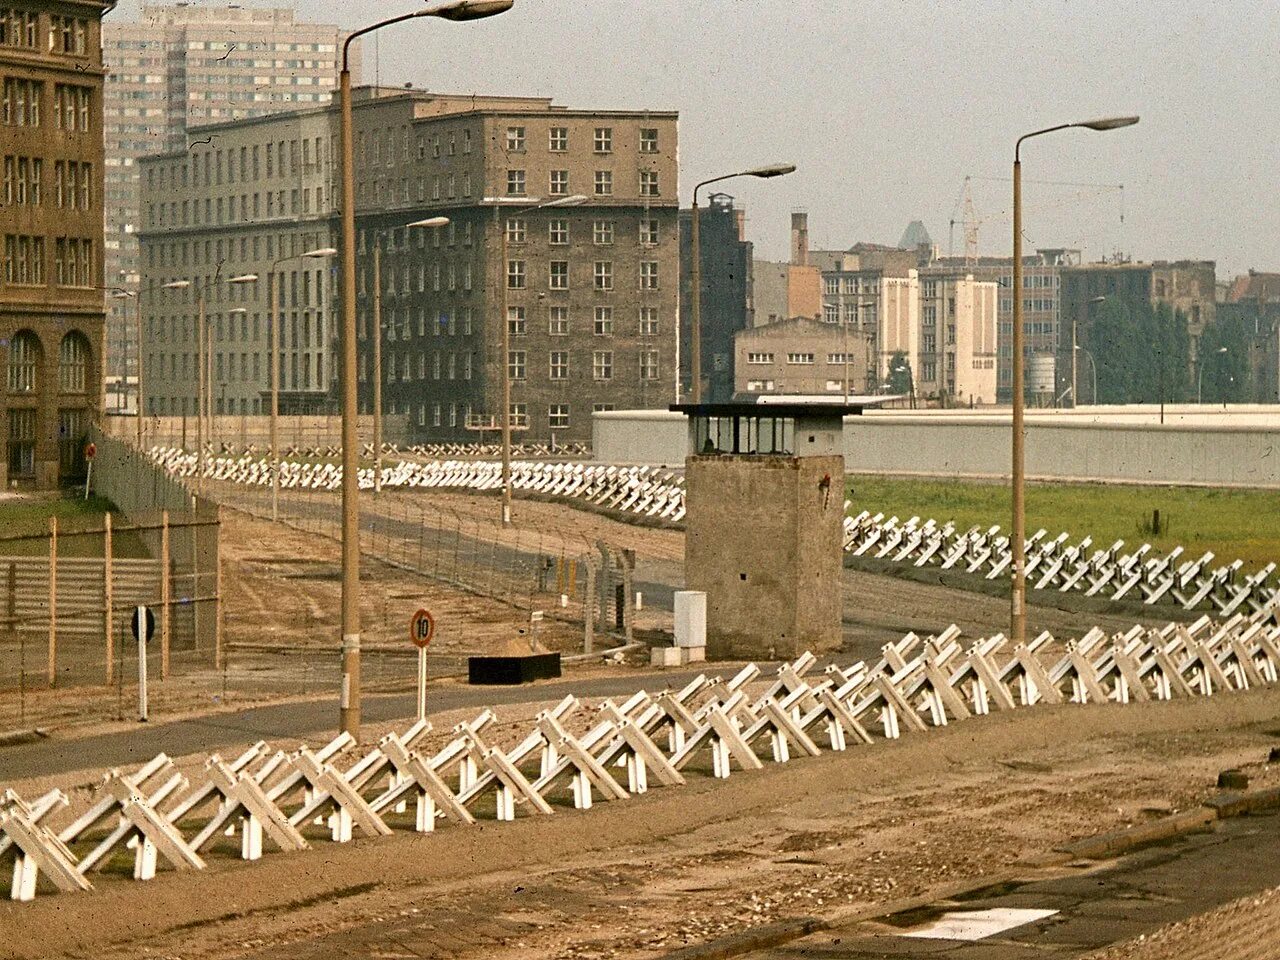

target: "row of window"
[746,352,856,366]
[149,183,327,229]
[0,10,87,54]
[147,232,329,276]
[5,406,88,477]
[505,125,659,155]
[150,350,321,393]
[1,156,93,209]
[149,136,328,192]
[505,258,661,291]
[506,349,660,382]
[5,329,92,393]
[503,216,661,247]
[507,305,660,338]
[0,78,92,130]
[505,167,659,198]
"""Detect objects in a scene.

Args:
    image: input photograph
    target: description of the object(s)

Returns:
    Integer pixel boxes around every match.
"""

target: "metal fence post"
[214,506,223,671]
[47,516,57,686]
[161,510,171,679]
[104,512,114,685]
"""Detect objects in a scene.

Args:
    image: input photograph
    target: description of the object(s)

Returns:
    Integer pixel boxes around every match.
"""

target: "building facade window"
[549,126,567,151]
[507,305,526,336]
[592,350,613,380]
[639,219,659,246]
[594,306,613,336]
[505,126,525,151]
[787,352,815,364]
[593,170,612,196]
[7,329,39,392]
[639,128,659,153]
[505,217,526,244]
[747,352,774,364]
[549,260,569,290]
[640,349,659,380]
[58,332,90,392]
[549,350,568,380]
[549,169,568,195]
[505,168,526,196]
[594,127,612,153]
[639,170,659,196]
[594,261,613,291]
[593,220,613,245]
[548,218,568,245]
[508,349,526,380]
[548,404,569,429]
[507,259,526,289]
[549,306,569,335]
[639,306,659,336]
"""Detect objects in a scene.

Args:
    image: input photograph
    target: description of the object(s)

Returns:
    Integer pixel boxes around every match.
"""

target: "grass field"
[847,476,1280,571]
[0,494,153,558]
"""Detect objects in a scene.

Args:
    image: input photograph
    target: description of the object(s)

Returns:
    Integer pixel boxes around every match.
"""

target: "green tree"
[887,351,913,397]
[1090,299,1191,405]
[1196,313,1251,403]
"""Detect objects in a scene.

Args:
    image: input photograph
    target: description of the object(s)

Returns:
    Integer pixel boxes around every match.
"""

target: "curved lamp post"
[689,163,795,402]
[1010,115,1138,648]
[337,0,514,739]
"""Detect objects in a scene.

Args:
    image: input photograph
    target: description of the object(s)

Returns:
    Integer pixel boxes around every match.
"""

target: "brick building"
[1,1,113,488]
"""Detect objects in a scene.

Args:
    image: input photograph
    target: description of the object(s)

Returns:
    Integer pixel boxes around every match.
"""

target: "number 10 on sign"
[410,609,434,721]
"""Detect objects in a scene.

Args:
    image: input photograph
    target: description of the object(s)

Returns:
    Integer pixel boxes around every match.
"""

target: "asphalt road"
[754,811,1280,958]
[0,664,748,781]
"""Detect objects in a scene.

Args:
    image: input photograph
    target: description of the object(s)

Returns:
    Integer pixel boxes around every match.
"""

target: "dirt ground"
[4,683,1279,960]
[1084,885,1280,960]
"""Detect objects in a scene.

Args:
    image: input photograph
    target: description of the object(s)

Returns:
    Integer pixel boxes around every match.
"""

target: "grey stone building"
[138,87,679,443]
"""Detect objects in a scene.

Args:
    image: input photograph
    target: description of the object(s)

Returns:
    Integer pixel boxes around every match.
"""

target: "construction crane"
[949,175,1125,265]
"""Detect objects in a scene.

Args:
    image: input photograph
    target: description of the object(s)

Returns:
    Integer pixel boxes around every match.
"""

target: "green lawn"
[847,477,1280,571]
[0,495,152,558]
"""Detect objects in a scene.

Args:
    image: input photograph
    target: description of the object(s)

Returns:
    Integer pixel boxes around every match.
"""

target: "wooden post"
[160,510,171,680]
[47,516,57,686]
[104,512,114,685]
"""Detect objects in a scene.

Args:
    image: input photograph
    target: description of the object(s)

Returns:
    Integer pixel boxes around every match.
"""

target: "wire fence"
[212,476,658,653]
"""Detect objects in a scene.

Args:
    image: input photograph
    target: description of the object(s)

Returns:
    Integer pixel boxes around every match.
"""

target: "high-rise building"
[1,1,114,488]
[137,87,679,443]
[102,4,353,410]
[679,193,753,401]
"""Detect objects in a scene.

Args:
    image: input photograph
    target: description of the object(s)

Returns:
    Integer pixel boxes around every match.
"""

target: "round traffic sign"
[84,442,96,461]
[130,605,155,644]
[409,608,435,649]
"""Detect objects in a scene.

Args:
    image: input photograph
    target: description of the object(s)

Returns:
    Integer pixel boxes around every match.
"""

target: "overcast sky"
[108,0,1277,277]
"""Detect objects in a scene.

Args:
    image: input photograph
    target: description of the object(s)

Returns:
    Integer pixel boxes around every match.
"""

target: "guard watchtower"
[671,402,863,660]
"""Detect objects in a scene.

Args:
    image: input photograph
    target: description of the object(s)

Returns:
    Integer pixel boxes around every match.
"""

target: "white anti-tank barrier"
[151,445,1276,616]
[5,601,1279,901]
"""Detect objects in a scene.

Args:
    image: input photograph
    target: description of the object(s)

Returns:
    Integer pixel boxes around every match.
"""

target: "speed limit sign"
[409,609,435,649]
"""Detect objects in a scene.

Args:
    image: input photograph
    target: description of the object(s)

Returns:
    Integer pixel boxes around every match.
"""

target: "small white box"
[650,646,682,667]
[674,591,707,648]
[680,646,706,664]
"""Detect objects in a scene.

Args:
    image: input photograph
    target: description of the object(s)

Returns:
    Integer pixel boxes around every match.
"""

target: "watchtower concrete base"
[685,453,844,660]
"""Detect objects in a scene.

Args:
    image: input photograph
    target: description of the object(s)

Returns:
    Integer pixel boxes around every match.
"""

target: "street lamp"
[1073,345,1098,406]
[1072,294,1107,407]
[1198,345,1228,404]
[1010,114,1138,649]
[162,273,257,492]
[689,163,796,402]
[487,192,588,525]
[372,218,448,495]
[338,0,514,740]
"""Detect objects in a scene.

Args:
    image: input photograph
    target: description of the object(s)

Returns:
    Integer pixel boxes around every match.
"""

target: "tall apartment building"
[1059,259,1216,403]
[138,103,339,417]
[138,87,679,443]
[102,4,352,409]
[1,1,113,488]
[678,193,754,401]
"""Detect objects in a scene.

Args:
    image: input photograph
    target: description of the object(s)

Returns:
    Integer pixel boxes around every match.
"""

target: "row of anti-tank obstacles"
[149,445,1277,617]
[4,601,1279,902]
[843,510,1278,616]
[151,447,688,522]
